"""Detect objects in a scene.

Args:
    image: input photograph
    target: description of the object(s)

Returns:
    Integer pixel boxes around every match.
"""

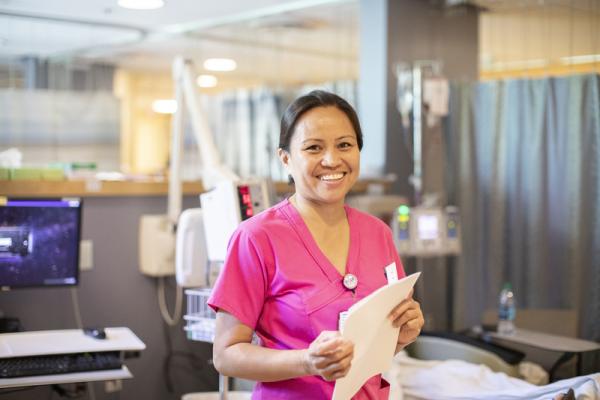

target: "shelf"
[0,179,391,198]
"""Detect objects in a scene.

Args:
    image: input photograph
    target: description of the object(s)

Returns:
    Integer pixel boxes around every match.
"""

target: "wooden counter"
[0,179,391,198]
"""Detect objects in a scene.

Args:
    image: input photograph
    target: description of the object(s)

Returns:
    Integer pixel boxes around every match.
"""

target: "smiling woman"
[206,90,424,399]
[278,98,361,210]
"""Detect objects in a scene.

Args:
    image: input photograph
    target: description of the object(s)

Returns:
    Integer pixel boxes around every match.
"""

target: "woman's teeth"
[320,173,344,181]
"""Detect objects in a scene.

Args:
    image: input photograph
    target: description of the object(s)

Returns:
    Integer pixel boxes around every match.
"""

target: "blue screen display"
[0,198,81,289]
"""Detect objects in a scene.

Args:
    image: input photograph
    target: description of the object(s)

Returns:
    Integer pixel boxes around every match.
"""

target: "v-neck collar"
[279,198,360,282]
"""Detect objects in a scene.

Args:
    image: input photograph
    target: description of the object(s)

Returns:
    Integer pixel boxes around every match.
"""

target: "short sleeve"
[207,227,268,330]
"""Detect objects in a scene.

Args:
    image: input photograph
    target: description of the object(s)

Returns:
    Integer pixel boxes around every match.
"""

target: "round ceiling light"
[118,0,165,10]
[152,99,177,114]
[196,74,218,88]
[203,58,237,72]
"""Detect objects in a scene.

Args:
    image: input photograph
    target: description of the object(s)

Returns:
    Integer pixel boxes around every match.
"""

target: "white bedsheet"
[385,352,600,400]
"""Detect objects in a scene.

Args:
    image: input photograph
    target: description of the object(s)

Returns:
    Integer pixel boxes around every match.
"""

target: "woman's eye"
[339,142,353,149]
[305,145,320,151]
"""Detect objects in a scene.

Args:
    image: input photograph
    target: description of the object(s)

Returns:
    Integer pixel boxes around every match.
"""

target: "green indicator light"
[398,205,410,215]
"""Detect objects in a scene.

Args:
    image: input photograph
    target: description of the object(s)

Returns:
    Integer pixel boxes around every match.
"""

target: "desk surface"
[0,327,146,358]
[488,328,600,353]
[0,366,132,389]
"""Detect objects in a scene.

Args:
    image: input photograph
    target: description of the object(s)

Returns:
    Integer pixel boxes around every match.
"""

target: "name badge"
[385,262,398,284]
[338,311,349,331]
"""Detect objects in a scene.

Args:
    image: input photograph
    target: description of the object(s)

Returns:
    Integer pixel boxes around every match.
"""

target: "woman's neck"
[289,194,346,226]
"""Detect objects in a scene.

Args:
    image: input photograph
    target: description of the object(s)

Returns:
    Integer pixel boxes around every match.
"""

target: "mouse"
[83,327,107,340]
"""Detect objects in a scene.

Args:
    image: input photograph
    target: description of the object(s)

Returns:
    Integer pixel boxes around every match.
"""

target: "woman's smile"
[318,172,346,181]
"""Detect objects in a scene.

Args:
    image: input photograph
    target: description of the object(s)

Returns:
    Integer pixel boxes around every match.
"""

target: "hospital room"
[0,0,599,399]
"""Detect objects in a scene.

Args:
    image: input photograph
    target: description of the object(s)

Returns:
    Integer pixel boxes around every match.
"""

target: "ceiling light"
[561,54,600,65]
[487,59,548,71]
[118,0,165,10]
[196,74,218,88]
[152,99,177,114]
[203,58,237,72]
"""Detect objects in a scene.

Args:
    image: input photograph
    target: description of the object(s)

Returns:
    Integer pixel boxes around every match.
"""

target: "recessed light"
[561,54,600,65]
[196,74,218,88]
[118,0,165,10]
[152,99,177,114]
[203,58,237,72]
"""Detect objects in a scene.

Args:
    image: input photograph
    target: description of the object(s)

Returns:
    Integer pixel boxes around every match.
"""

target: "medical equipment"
[392,205,461,257]
[200,180,269,266]
[138,57,269,282]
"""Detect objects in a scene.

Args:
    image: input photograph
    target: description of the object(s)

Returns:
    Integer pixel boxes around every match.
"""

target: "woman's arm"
[212,310,354,382]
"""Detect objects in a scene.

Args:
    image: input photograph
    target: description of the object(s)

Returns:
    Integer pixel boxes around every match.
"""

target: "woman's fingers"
[392,307,421,328]
[321,351,354,381]
[389,300,421,327]
[306,331,354,380]
[389,297,419,320]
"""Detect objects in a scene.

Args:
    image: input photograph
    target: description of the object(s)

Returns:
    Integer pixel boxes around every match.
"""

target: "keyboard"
[0,351,122,378]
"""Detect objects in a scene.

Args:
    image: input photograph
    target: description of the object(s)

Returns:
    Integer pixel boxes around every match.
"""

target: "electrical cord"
[70,288,96,400]
[70,287,84,329]
[157,276,183,327]
[161,315,214,396]
[51,383,87,399]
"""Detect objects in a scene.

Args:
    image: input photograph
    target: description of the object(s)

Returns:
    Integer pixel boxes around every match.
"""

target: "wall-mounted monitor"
[0,198,82,290]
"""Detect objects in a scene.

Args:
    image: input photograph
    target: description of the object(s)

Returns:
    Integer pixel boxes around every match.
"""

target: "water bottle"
[497,282,516,335]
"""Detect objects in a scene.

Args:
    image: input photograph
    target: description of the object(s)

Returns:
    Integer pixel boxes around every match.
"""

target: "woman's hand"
[389,290,424,349]
[303,331,354,381]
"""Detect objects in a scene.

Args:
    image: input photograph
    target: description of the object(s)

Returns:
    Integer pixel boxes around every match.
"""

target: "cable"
[70,287,83,329]
[70,288,96,400]
[157,276,183,326]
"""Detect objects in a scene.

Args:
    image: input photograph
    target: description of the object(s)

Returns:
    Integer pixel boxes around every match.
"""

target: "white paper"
[332,272,421,400]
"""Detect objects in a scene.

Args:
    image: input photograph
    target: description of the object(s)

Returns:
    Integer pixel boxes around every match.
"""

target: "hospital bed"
[385,333,600,400]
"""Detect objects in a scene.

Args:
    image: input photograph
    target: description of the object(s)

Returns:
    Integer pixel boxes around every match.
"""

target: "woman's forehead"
[293,107,355,140]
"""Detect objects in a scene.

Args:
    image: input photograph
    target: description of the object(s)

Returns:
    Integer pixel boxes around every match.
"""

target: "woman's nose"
[321,149,341,166]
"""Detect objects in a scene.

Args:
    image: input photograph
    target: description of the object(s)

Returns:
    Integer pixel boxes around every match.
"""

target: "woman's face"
[279,106,360,207]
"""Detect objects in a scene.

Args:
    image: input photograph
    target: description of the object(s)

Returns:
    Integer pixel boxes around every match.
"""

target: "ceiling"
[0,0,598,87]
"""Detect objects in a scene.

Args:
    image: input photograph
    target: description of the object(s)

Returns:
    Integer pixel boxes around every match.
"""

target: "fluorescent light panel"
[118,0,165,10]
[197,74,218,88]
[561,54,600,65]
[152,99,177,114]
[203,58,237,72]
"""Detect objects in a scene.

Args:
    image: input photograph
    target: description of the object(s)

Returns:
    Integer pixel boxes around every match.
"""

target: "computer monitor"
[0,198,82,290]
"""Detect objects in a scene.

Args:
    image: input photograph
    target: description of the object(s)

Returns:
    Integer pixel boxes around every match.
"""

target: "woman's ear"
[278,148,290,168]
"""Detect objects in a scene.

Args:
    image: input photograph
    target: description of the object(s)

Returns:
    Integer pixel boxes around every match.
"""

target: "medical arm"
[212,311,354,382]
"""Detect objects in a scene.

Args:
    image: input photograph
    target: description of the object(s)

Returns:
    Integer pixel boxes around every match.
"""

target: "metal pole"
[219,374,229,400]
[412,64,423,207]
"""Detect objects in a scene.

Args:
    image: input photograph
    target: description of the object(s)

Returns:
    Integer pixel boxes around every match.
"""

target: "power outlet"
[79,240,93,271]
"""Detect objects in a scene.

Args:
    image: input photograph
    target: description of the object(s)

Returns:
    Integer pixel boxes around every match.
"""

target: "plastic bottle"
[497,282,516,335]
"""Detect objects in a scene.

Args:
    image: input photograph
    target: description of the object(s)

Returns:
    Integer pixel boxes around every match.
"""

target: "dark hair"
[279,90,363,152]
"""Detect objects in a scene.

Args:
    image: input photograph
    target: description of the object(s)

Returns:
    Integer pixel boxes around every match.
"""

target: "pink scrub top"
[208,199,405,399]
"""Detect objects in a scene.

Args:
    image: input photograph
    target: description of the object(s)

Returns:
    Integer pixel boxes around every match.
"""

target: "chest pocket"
[303,279,353,337]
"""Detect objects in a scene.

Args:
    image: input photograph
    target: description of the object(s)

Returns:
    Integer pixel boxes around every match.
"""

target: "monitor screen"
[0,198,82,290]
[417,214,439,240]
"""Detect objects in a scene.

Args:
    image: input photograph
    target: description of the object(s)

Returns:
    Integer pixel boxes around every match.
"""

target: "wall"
[1,196,219,400]
[359,0,479,331]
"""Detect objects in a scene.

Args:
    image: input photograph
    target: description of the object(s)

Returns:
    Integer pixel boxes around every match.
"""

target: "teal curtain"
[446,74,600,341]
